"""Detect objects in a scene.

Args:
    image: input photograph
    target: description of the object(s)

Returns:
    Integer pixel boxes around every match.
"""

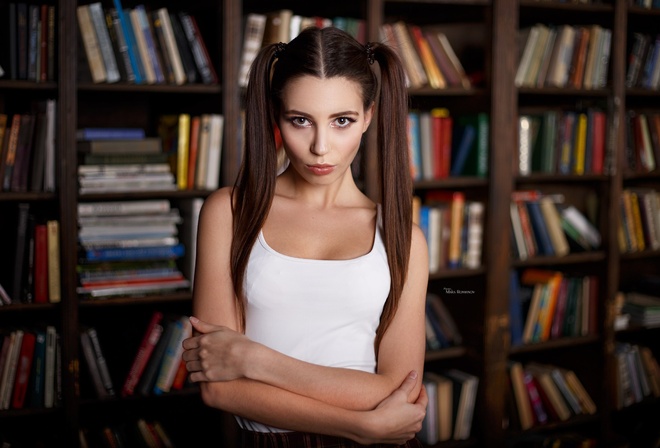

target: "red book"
[121,311,164,397]
[171,357,188,390]
[11,331,36,409]
[33,223,49,303]
[186,116,201,190]
[591,110,606,174]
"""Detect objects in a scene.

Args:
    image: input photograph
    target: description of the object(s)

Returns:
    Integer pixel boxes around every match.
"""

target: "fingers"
[397,370,419,395]
[189,315,215,333]
[416,383,429,408]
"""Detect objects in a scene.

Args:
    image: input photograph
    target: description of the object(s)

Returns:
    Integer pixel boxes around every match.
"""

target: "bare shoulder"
[200,186,234,219]
[410,222,428,256]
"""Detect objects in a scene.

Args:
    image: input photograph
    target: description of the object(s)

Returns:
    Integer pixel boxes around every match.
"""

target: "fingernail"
[409,370,418,379]
[189,316,199,324]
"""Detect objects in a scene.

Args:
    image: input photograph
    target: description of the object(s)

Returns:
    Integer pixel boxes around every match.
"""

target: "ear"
[363,102,375,133]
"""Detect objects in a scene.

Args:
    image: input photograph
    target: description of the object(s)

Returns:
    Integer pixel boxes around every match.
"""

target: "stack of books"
[76,199,190,299]
[77,127,176,194]
[614,342,660,409]
[619,188,660,253]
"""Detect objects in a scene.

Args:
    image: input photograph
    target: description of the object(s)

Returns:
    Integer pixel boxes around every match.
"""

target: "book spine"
[11,331,36,409]
[83,244,185,262]
[122,312,164,396]
[87,328,115,396]
[178,12,216,84]
[47,220,61,303]
[88,2,120,83]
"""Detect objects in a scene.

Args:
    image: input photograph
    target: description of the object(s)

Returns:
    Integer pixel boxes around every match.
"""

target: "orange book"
[521,269,563,341]
[427,190,465,268]
[409,25,446,89]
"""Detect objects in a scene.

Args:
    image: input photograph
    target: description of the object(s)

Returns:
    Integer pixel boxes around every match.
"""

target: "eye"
[333,117,357,128]
[289,116,311,128]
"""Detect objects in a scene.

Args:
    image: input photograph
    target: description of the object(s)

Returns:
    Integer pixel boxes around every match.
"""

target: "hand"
[181,316,253,382]
[356,371,428,445]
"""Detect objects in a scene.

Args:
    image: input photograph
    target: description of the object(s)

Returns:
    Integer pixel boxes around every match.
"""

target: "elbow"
[199,382,228,410]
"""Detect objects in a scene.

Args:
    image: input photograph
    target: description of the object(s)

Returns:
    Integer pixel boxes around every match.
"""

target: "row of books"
[614,343,660,409]
[620,292,660,327]
[409,110,488,182]
[380,21,472,90]
[1,204,60,305]
[0,326,60,411]
[419,369,479,443]
[509,269,598,347]
[0,100,57,193]
[619,188,660,253]
[79,419,175,448]
[238,10,367,87]
[5,3,57,82]
[510,190,602,261]
[425,294,463,351]
[414,192,484,272]
[625,110,660,174]
[81,313,191,399]
[626,33,660,90]
[77,200,190,299]
[629,0,660,7]
[516,23,611,90]
[508,361,596,431]
[77,1,217,85]
[518,108,608,177]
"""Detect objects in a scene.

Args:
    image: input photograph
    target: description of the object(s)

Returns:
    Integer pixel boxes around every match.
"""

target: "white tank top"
[236,210,391,432]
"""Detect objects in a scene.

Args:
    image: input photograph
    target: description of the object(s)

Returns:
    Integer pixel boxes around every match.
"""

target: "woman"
[182,26,429,447]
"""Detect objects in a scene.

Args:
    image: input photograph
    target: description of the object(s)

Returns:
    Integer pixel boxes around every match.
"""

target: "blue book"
[526,201,555,256]
[76,127,146,140]
[84,244,185,262]
[28,329,47,407]
[113,0,144,84]
[408,112,422,181]
[419,205,430,246]
[450,124,476,176]
[509,271,524,347]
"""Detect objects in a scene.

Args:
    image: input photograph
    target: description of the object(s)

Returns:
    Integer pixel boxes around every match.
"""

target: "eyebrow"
[284,109,360,118]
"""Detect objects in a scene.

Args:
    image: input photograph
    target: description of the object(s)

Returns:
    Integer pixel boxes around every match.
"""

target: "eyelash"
[288,117,357,128]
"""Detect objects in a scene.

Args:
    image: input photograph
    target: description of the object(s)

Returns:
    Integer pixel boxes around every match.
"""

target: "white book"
[428,206,441,273]
[204,114,224,190]
[419,112,434,180]
[195,114,212,189]
[464,201,484,269]
[518,116,532,176]
[76,4,106,83]
[561,205,601,248]
[239,14,267,87]
[515,25,540,88]
[157,8,186,85]
[78,200,171,217]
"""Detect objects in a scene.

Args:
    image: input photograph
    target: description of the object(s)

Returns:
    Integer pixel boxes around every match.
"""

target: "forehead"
[281,76,364,113]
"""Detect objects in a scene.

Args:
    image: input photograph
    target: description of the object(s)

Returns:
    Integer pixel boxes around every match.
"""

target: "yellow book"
[176,113,191,190]
[573,113,587,174]
[47,220,61,303]
[630,191,646,251]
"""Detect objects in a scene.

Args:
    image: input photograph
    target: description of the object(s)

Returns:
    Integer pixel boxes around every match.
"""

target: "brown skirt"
[239,430,424,448]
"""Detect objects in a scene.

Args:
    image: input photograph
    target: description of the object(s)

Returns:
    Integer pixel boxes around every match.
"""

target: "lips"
[306,164,335,175]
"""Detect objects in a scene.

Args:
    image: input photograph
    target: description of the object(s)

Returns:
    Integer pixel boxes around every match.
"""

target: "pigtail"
[231,44,281,332]
[371,43,413,352]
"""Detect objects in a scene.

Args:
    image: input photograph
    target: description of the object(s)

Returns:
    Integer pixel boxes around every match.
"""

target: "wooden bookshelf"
[1,0,659,446]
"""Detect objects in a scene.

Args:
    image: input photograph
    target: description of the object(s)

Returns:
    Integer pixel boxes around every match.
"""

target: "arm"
[184,189,427,440]
[185,223,429,411]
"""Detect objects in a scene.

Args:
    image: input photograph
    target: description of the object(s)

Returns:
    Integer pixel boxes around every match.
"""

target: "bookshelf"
[0,0,659,446]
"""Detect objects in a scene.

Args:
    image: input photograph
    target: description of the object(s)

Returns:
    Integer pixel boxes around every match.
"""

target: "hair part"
[231,27,412,356]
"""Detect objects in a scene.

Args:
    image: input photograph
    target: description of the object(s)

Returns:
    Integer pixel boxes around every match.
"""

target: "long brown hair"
[231,27,411,353]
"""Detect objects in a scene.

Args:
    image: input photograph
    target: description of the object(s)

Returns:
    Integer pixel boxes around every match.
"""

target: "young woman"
[182,26,429,447]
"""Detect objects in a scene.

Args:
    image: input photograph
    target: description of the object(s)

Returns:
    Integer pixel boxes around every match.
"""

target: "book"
[178,12,218,84]
[175,113,191,190]
[47,220,61,303]
[443,369,479,440]
[77,138,162,155]
[28,329,47,408]
[204,114,224,190]
[525,363,572,421]
[1,330,24,409]
[77,4,107,83]
[78,199,171,217]
[122,311,164,397]
[88,2,120,83]
[419,376,439,444]
[80,329,108,398]
[44,326,56,408]
[155,8,186,85]
[11,330,36,409]
[153,316,191,394]
[509,361,534,430]
[112,0,144,83]
[136,317,177,396]
[239,13,267,88]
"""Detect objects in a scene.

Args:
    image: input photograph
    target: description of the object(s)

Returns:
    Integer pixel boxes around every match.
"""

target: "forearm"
[246,343,400,411]
[199,378,375,443]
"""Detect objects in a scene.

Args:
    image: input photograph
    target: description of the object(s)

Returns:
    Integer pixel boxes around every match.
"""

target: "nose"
[310,128,329,155]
